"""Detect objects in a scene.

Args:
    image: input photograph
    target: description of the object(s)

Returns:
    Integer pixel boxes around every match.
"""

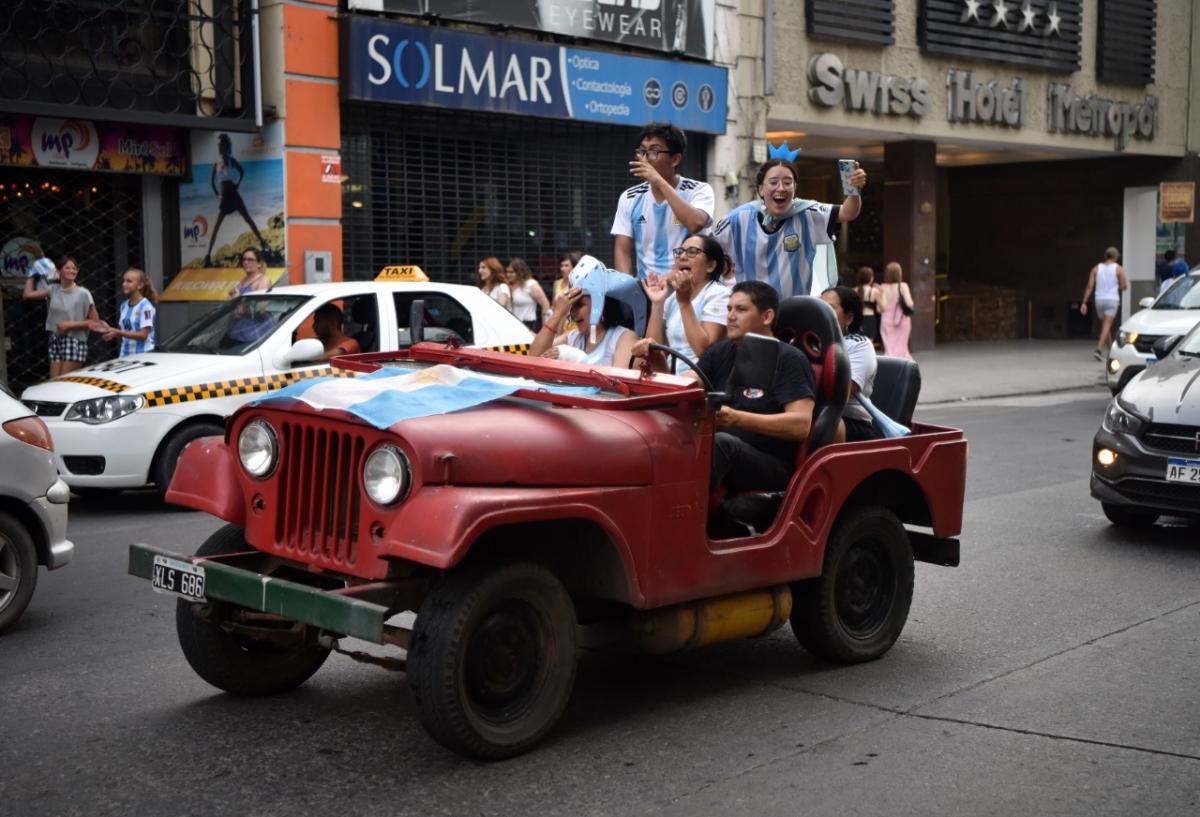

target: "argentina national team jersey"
[119,298,156,356]
[712,202,837,298]
[611,176,715,280]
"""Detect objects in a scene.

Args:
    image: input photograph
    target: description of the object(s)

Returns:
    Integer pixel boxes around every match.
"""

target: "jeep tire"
[791,506,914,663]
[408,561,578,760]
[175,524,330,695]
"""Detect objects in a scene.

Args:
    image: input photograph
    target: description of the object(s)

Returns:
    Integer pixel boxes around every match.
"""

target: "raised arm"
[837,164,868,222]
[23,277,49,301]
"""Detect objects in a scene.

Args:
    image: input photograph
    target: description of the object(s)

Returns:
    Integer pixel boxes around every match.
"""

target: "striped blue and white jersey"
[663,280,729,367]
[611,176,715,280]
[118,298,156,356]
[711,202,838,298]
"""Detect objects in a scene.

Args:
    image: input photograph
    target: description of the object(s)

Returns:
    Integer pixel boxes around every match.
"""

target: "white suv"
[1106,271,1200,394]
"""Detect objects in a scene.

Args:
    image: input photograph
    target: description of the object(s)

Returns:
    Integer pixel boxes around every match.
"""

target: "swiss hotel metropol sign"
[806,0,1157,151]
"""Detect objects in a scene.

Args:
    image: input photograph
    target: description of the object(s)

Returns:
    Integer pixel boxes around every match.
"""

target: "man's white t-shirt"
[842,332,877,423]
[611,176,715,280]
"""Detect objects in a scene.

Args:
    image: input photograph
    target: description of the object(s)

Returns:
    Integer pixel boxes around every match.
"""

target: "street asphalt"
[2,389,1198,817]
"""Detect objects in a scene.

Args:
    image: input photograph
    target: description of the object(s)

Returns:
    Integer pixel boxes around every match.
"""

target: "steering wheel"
[644,343,724,406]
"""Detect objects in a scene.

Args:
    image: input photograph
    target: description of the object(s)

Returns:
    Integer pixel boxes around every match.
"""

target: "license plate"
[151,555,206,602]
[1166,458,1200,484]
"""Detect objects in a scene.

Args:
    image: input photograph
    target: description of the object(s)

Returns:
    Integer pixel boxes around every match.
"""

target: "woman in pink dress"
[878,261,913,359]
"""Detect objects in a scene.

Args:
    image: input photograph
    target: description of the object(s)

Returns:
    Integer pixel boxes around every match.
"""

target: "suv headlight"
[1117,330,1139,347]
[1103,399,1146,435]
[363,444,410,506]
[65,394,144,424]
[238,419,278,478]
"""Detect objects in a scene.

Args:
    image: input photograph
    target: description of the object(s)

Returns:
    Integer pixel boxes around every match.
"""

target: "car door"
[393,291,476,347]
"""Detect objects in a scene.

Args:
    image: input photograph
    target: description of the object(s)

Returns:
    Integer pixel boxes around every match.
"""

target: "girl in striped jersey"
[97,267,158,356]
[712,157,866,299]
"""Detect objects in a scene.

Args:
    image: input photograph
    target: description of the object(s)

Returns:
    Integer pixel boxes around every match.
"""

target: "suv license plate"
[151,555,206,602]
[1166,458,1200,484]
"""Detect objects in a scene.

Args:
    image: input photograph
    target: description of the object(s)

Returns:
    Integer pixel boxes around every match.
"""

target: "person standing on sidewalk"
[612,123,714,280]
[95,267,158,356]
[878,261,913,359]
[22,255,99,378]
[1080,247,1127,361]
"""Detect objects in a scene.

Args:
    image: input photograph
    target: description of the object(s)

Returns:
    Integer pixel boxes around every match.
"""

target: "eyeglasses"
[671,246,707,259]
[763,178,796,189]
[634,147,673,160]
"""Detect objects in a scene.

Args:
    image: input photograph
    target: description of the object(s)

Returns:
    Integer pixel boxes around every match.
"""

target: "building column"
[710,0,766,216]
[883,140,937,351]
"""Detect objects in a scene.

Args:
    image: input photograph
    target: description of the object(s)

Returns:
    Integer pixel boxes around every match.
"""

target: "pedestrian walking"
[612,123,714,280]
[94,267,158,356]
[1080,247,1127,360]
[711,148,865,299]
[878,261,913,359]
[855,266,881,346]
[505,257,551,331]
[477,257,511,310]
[22,255,99,377]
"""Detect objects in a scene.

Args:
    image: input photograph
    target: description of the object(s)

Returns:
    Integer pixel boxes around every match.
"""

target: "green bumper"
[128,544,389,644]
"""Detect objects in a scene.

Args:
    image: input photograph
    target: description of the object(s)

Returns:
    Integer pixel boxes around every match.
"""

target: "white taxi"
[1106,270,1200,394]
[20,276,533,500]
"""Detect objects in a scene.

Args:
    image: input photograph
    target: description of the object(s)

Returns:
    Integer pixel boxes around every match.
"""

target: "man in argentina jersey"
[712,158,866,298]
[612,123,715,280]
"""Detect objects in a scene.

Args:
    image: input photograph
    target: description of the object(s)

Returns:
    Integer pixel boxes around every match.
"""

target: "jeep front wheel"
[408,562,578,760]
[791,506,914,663]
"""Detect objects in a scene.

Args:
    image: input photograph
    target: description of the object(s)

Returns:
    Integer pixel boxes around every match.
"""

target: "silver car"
[0,385,73,633]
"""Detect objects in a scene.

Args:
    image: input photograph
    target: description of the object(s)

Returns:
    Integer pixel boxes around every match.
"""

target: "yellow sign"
[375,264,429,282]
[1160,182,1195,224]
[161,267,287,302]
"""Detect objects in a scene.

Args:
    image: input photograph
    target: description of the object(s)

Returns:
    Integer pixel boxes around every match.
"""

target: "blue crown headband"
[767,141,802,161]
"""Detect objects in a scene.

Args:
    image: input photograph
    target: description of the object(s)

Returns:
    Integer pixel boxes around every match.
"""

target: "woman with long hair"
[477,257,511,310]
[505,257,551,331]
[531,287,637,369]
[855,266,881,345]
[97,267,159,356]
[230,248,270,298]
[878,261,913,359]
[22,255,99,377]
[642,233,729,369]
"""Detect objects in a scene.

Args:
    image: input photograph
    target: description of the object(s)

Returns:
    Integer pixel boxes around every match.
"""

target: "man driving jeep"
[631,281,816,494]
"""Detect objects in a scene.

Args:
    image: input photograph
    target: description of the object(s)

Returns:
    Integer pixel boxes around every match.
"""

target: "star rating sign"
[1018,0,1038,32]
[959,0,1062,38]
[989,0,1011,28]
[961,0,982,22]
[1045,1,1062,36]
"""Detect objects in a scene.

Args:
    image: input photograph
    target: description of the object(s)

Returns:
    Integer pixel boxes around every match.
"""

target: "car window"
[1155,276,1200,310]
[292,295,381,353]
[157,295,311,356]
[393,293,474,346]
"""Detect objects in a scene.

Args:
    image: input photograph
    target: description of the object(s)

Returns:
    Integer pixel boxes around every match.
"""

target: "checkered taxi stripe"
[142,367,359,408]
[54,376,128,392]
[485,343,530,355]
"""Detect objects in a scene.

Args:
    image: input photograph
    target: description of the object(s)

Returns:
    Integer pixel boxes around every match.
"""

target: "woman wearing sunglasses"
[641,234,731,370]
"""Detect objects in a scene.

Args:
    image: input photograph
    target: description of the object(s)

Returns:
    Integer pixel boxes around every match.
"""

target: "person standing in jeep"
[612,123,715,281]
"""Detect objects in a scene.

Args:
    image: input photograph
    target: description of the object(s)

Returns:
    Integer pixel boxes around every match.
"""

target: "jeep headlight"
[1118,330,1139,347]
[363,444,409,506]
[238,419,278,478]
[65,394,144,424]
[1102,399,1146,436]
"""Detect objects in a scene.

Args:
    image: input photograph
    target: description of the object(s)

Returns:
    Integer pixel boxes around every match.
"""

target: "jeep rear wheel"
[791,506,914,663]
[175,524,330,696]
[408,562,578,760]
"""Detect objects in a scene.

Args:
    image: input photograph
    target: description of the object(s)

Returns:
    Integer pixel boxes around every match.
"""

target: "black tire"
[1102,502,1159,528]
[153,421,224,503]
[175,523,330,696]
[0,512,38,634]
[791,506,914,663]
[408,562,578,760]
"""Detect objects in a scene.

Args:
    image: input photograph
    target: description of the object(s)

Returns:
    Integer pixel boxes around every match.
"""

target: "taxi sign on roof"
[376,264,429,282]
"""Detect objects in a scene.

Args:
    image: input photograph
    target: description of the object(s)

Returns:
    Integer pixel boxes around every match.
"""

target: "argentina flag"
[254,365,598,430]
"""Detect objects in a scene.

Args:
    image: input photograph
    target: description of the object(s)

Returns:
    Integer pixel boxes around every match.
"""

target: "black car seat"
[716,296,850,537]
[870,356,921,426]
[349,297,379,352]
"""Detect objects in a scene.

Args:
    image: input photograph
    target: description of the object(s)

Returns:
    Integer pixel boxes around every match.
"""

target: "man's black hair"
[1165,249,1177,262]
[314,303,344,323]
[638,122,686,155]
[823,285,864,333]
[732,280,779,315]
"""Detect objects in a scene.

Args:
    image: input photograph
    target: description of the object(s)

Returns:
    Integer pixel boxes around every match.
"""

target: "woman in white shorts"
[1080,247,1127,361]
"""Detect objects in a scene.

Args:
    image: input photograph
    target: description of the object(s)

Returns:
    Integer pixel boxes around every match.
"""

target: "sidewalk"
[913,340,1109,404]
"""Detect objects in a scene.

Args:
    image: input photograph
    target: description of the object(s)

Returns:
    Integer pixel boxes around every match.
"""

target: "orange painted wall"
[285,152,342,220]
[284,80,340,147]
[287,223,343,284]
[283,5,338,79]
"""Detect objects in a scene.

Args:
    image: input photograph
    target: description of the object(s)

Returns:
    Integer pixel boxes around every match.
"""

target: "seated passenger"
[632,281,816,494]
[312,303,361,362]
[642,233,730,372]
[532,288,637,368]
[821,286,882,443]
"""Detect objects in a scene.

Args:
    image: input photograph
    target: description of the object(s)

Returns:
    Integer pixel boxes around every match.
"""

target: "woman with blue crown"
[711,143,866,299]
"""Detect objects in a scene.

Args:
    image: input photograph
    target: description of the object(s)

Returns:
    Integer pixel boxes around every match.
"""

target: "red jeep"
[129,297,967,760]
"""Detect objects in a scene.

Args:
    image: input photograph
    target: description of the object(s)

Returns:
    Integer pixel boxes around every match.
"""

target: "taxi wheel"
[175,524,330,696]
[0,512,38,634]
[1101,502,1159,528]
[153,421,224,504]
[791,506,914,664]
[408,561,578,760]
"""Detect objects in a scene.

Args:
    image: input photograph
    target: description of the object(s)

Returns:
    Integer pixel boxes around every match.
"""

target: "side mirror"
[1153,335,1182,360]
[1138,296,1155,309]
[276,337,324,367]
[731,333,781,394]
[409,299,425,346]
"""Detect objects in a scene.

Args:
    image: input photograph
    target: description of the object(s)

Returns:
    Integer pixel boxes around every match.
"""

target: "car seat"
[349,298,379,352]
[870,357,921,426]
